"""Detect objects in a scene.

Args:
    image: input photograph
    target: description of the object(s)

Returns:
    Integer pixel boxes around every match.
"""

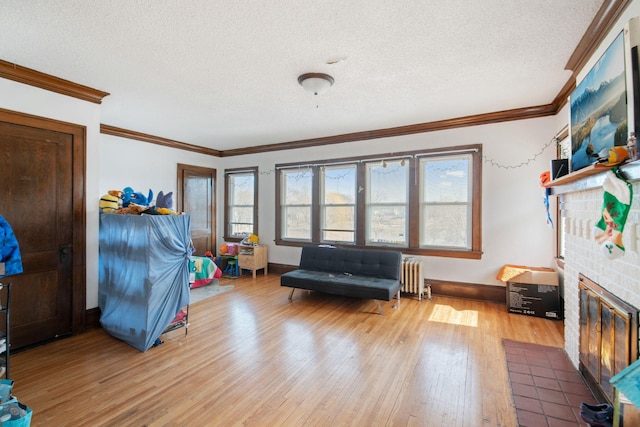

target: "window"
[224,167,258,241]
[321,164,356,243]
[420,154,472,249]
[280,168,313,241]
[366,159,408,246]
[275,144,482,258]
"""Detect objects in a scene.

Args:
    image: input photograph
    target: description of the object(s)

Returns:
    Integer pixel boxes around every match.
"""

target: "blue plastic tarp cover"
[99,214,191,352]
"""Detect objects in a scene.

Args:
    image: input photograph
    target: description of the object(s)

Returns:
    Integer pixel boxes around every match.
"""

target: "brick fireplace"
[557,168,640,401]
[578,274,639,403]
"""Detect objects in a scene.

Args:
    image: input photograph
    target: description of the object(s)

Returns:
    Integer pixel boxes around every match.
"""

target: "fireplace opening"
[579,274,640,403]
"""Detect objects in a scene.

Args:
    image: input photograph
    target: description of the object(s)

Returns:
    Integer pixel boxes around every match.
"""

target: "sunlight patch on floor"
[428,303,478,327]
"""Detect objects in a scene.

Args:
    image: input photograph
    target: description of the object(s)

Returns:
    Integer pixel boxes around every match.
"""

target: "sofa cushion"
[280,269,401,301]
[298,246,401,280]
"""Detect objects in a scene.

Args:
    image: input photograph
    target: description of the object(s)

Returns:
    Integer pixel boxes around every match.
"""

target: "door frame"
[0,107,87,335]
[176,164,217,254]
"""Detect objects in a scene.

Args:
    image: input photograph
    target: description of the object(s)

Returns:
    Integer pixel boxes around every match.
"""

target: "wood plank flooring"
[10,274,564,426]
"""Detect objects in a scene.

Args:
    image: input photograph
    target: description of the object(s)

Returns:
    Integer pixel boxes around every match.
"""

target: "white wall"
[216,116,560,286]
[99,134,217,196]
[0,78,102,309]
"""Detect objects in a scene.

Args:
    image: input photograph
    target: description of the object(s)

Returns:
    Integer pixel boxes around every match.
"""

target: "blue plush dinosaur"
[122,187,153,207]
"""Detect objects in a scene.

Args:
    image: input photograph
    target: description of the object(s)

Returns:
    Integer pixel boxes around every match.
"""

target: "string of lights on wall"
[482,136,558,170]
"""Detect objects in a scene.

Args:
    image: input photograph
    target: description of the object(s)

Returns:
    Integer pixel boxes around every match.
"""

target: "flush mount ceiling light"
[298,73,334,95]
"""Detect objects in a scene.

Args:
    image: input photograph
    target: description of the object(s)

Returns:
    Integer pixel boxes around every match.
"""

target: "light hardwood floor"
[11,274,564,426]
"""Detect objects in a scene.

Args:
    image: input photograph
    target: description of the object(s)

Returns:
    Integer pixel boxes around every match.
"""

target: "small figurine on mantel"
[627,131,638,162]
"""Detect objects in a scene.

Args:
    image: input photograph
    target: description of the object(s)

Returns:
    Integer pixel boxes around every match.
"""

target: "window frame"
[364,158,409,247]
[554,129,570,268]
[320,163,358,244]
[418,153,474,250]
[275,144,482,259]
[278,167,315,242]
[224,167,258,242]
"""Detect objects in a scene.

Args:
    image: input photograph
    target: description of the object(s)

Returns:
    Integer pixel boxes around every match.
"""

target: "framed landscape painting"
[569,31,627,172]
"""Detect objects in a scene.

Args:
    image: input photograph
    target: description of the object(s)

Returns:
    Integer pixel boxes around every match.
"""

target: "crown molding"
[219,104,556,157]
[565,0,631,73]
[100,124,221,157]
[0,59,109,104]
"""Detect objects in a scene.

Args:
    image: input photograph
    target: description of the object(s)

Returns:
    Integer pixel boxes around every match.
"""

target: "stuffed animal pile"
[99,187,177,215]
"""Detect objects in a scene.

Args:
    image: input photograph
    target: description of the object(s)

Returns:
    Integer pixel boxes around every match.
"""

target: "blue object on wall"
[0,215,23,278]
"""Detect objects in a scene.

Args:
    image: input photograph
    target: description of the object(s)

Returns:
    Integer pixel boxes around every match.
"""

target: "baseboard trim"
[268,263,298,275]
[85,307,101,330]
[428,278,506,304]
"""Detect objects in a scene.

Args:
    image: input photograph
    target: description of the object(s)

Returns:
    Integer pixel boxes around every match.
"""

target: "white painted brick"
[561,182,640,365]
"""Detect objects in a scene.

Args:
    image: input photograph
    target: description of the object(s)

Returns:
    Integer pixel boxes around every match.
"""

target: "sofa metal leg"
[392,290,401,309]
[374,300,384,315]
[288,288,295,301]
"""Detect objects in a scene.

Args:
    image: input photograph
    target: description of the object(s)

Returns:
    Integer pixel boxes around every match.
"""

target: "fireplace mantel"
[548,160,640,195]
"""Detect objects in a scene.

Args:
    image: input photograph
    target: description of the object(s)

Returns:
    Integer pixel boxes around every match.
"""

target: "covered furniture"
[280,246,402,314]
[99,214,191,352]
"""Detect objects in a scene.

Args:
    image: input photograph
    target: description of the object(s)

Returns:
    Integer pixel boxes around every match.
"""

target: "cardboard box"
[498,265,561,320]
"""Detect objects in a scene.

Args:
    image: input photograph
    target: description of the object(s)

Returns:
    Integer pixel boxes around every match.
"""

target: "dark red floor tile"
[511,372,535,386]
[537,387,568,404]
[503,339,527,349]
[516,409,550,427]
[514,395,544,413]
[527,356,553,368]
[554,369,584,384]
[505,346,527,356]
[531,365,556,379]
[508,362,531,374]
[564,392,598,408]
[549,357,577,371]
[506,352,526,363]
[534,376,562,391]
[541,400,579,422]
[559,380,591,396]
[525,349,550,360]
[547,416,585,427]
[512,382,539,399]
[504,340,598,427]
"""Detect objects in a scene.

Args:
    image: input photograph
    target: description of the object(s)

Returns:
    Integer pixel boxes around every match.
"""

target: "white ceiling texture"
[0,1,605,152]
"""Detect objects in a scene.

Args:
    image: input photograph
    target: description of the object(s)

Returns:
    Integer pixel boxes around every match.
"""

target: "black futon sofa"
[280,246,403,314]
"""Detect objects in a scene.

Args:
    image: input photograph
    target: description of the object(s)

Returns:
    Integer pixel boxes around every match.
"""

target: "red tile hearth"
[503,339,601,427]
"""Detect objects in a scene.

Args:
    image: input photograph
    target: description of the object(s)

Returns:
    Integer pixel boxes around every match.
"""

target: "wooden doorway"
[177,164,216,256]
[0,108,86,350]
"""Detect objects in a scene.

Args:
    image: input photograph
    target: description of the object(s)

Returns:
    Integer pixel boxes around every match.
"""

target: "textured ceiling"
[0,1,604,151]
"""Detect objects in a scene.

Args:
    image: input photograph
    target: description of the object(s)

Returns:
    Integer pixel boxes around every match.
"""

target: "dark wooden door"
[0,121,74,348]
[177,164,216,256]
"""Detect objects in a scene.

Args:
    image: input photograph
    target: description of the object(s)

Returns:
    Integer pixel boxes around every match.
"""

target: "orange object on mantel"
[497,264,558,285]
[544,163,616,188]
